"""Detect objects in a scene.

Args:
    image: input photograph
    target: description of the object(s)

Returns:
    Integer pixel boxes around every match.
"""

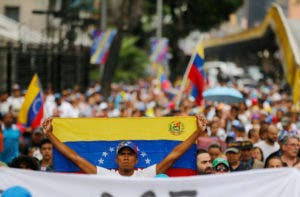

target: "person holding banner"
[42,114,207,177]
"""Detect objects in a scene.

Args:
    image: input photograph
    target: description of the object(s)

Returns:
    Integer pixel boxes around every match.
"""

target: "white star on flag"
[102,152,108,157]
[141,152,147,157]
[109,147,115,152]
[145,158,151,164]
[98,158,104,164]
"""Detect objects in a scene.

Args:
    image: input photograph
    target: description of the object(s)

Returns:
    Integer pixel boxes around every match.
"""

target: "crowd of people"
[0,74,300,177]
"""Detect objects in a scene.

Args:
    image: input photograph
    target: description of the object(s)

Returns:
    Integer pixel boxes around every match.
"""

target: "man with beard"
[196,149,212,175]
[255,125,280,162]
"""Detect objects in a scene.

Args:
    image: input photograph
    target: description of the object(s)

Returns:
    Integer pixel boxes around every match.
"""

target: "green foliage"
[113,36,150,83]
[143,0,244,79]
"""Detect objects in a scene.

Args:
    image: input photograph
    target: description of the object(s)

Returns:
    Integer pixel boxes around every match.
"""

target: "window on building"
[5,6,20,22]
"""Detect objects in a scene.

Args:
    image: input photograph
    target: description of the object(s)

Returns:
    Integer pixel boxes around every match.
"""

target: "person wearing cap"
[7,83,24,116]
[23,127,45,161]
[240,141,264,170]
[212,157,230,174]
[196,149,212,175]
[225,142,247,172]
[278,116,298,142]
[254,125,280,163]
[42,114,207,177]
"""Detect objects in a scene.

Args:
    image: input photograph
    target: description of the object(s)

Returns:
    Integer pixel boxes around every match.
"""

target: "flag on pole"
[52,117,197,177]
[150,38,169,64]
[90,29,117,65]
[17,74,44,129]
[156,63,172,92]
[179,43,206,106]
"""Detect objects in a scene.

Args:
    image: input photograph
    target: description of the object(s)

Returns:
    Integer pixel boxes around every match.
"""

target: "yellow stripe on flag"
[196,42,205,58]
[90,29,112,64]
[18,74,40,124]
[53,116,197,142]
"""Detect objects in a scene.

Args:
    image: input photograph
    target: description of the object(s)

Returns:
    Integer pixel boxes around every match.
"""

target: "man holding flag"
[42,114,207,177]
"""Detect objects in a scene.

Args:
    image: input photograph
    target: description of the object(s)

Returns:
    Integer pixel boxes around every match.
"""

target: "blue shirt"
[0,125,21,164]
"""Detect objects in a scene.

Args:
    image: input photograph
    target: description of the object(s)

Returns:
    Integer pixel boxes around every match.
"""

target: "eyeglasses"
[286,143,300,148]
[214,165,229,172]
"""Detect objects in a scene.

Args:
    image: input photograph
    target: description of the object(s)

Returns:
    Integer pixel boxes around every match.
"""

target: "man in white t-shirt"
[96,141,156,177]
[42,115,207,177]
[254,125,280,162]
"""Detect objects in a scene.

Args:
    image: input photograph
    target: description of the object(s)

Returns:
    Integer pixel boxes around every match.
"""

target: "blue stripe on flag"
[53,140,196,172]
[26,92,43,127]
[95,30,117,64]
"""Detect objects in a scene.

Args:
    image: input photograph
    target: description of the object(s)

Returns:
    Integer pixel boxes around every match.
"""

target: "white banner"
[0,167,300,197]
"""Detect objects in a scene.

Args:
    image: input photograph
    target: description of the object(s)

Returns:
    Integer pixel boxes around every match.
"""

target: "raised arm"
[42,118,97,174]
[156,114,207,174]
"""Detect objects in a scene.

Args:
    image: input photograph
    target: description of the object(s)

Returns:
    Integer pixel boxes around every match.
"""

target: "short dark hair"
[264,155,284,168]
[248,128,255,139]
[40,138,52,148]
[208,142,222,151]
[197,149,208,156]
[9,155,40,170]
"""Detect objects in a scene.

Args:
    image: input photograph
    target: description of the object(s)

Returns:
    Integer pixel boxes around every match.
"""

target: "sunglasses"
[214,165,229,172]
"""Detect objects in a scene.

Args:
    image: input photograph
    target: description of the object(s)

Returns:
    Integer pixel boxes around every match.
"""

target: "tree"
[144,0,244,80]
[100,0,144,97]
[101,0,244,97]
[114,36,149,83]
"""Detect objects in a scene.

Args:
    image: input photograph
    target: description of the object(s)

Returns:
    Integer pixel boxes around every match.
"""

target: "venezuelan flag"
[150,38,169,64]
[18,74,44,129]
[156,64,171,92]
[187,43,206,105]
[52,117,197,177]
[90,29,117,65]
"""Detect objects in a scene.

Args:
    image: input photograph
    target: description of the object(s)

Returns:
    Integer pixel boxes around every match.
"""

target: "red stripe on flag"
[31,107,44,129]
[166,168,197,177]
[188,64,205,105]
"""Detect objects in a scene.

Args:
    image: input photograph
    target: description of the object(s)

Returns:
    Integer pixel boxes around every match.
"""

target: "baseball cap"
[281,116,290,127]
[240,140,253,150]
[99,102,108,110]
[225,147,239,154]
[212,157,229,169]
[33,127,43,135]
[232,120,240,128]
[116,141,138,155]
[12,84,21,90]
[225,141,240,153]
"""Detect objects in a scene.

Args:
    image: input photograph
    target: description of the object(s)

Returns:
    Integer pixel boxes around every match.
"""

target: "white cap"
[99,102,108,110]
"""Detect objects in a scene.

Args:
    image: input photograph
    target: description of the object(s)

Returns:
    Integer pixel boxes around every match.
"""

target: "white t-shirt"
[96,164,157,177]
[254,140,280,163]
